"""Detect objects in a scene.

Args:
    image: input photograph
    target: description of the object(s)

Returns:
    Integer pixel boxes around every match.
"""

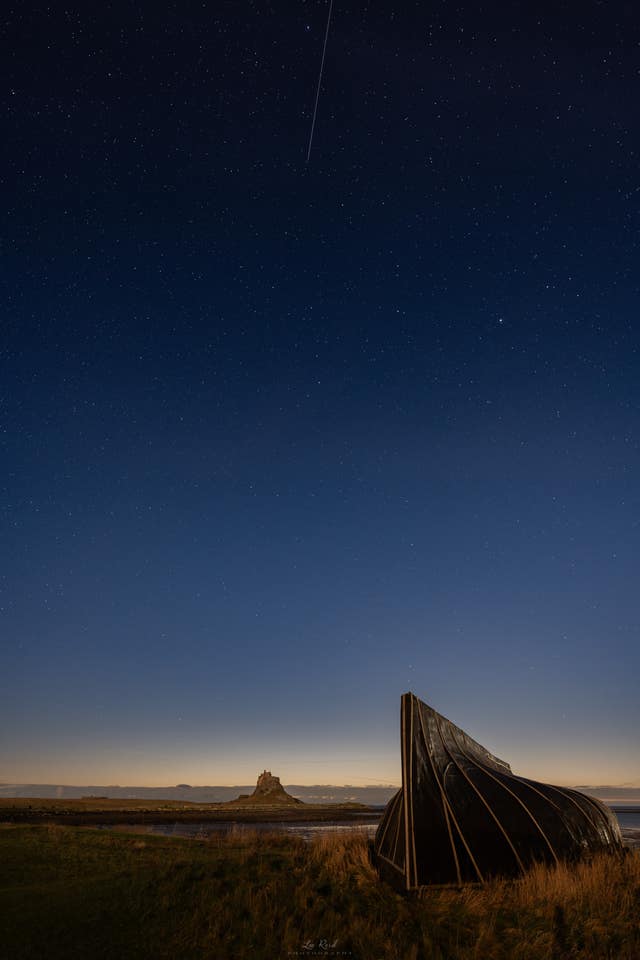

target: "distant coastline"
[1,782,639,805]
[0,782,398,805]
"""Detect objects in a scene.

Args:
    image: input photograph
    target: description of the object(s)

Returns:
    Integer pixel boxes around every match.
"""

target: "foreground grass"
[1,824,639,960]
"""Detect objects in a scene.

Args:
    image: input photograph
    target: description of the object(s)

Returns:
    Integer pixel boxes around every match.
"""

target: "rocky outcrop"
[253,770,286,798]
[232,770,302,806]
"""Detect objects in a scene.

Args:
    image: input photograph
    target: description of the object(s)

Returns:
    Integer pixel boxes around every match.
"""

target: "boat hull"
[374,693,624,888]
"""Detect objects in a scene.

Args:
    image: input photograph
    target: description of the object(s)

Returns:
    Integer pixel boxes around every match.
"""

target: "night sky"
[3,1,639,788]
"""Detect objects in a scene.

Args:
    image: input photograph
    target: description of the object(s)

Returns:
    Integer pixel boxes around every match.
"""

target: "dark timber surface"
[374,692,624,889]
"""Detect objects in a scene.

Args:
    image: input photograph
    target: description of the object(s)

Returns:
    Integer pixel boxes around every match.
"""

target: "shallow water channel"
[96,805,640,848]
[98,820,380,843]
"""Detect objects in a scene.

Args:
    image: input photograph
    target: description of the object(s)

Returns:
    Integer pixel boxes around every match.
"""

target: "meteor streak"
[306,0,334,163]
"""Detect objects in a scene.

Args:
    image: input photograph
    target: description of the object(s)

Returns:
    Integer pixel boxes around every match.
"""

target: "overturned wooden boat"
[374,692,624,888]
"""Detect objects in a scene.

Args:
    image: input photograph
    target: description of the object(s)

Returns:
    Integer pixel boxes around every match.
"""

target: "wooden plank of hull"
[373,692,624,889]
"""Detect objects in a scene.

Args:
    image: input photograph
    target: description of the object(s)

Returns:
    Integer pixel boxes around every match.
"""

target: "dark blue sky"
[2,1,639,786]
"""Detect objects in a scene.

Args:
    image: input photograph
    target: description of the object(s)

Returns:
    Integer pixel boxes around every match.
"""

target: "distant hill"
[574,786,640,802]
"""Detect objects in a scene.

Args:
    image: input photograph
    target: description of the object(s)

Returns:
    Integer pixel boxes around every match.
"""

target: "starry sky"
[2,1,639,789]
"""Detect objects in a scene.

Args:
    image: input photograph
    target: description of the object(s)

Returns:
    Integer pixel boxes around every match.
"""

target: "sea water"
[611,805,640,848]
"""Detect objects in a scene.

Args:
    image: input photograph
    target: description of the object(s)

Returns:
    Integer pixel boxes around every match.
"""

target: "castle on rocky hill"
[235,770,302,805]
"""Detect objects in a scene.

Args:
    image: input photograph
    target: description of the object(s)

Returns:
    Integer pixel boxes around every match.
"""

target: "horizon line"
[2,780,640,792]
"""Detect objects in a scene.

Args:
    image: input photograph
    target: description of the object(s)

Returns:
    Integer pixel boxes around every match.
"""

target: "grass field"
[1,823,639,960]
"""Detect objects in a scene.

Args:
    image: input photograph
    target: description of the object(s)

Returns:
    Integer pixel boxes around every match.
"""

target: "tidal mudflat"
[0,795,379,826]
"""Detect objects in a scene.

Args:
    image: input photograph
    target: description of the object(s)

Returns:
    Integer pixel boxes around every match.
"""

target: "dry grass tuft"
[309,830,379,884]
